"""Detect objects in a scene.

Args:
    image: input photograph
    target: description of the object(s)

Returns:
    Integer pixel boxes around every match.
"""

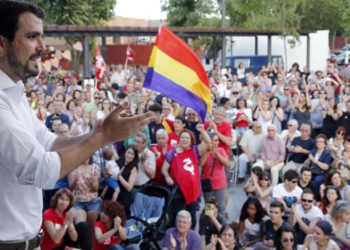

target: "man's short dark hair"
[52,117,62,123]
[302,188,314,198]
[300,166,312,175]
[175,115,187,125]
[148,103,162,113]
[0,1,45,42]
[206,197,218,208]
[220,97,230,106]
[111,83,119,90]
[117,92,127,99]
[284,169,299,181]
[270,200,284,213]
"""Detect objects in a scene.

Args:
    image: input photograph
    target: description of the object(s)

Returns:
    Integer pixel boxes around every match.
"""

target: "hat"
[266,87,273,92]
[316,220,333,235]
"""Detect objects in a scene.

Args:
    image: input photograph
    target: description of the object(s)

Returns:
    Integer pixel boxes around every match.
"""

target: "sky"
[114,0,167,21]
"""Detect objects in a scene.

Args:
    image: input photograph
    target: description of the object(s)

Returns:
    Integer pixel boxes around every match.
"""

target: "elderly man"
[162,210,201,250]
[134,133,156,190]
[237,121,265,183]
[281,124,315,178]
[45,100,70,129]
[85,92,100,112]
[280,119,301,149]
[204,107,234,157]
[253,124,286,186]
[110,64,127,88]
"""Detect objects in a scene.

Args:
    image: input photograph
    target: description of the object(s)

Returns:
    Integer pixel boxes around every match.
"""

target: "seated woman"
[328,127,345,159]
[238,198,264,248]
[205,224,241,250]
[68,156,100,232]
[319,170,350,202]
[324,200,350,249]
[305,134,332,188]
[319,186,342,215]
[302,220,340,250]
[275,225,297,250]
[94,200,140,250]
[116,145,139,216]
[332,135,350,184]
[41,188,91,250]
[200,132,230,215]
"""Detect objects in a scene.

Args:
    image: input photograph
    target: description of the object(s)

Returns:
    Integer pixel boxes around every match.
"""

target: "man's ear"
[0,35,7,57]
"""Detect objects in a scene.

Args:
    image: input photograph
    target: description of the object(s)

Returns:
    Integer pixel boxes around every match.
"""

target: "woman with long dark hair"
[275,225,297,250]
[238,198,264,248]
[321,97,339,139]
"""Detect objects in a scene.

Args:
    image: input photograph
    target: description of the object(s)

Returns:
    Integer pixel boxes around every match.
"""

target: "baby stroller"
[124,180,176,250]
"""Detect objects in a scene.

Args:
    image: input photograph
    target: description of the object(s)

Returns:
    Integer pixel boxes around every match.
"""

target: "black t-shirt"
[290,137,316,163]
[263,220,290,241]
[339,111,350,136]
[298,180,320,201]
[199,213,227,244]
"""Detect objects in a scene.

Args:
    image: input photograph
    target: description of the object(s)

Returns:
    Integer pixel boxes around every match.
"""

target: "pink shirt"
[261,135,286,161]
[201,149,228,190]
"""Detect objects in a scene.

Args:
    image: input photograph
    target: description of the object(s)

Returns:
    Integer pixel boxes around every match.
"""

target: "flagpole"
[124,58,128,75]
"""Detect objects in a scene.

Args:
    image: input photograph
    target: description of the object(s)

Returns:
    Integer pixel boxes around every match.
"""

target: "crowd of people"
[28,59,350,250]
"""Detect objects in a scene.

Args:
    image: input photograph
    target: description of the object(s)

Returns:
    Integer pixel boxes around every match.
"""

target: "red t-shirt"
[168,132,179,148]
[150,144,172,181]
[235,112,249,128]
[93,221,121,250]
[201,149,228,189]
[204,121,232,156]
[41,209,66,250]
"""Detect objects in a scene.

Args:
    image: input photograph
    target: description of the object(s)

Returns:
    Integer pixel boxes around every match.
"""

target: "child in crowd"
[100,147,120,201]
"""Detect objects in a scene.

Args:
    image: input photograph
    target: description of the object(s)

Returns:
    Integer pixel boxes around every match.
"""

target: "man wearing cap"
[302,220,339,250]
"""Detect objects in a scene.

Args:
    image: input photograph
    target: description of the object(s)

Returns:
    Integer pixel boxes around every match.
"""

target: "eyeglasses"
[232,92,239,95]
[291,180,298,184]
[301,199,313,203]
[284,89,290,91]
[267,129,275,131]
[60,131,68,133]
[95,97,100,99]
[282,238,295,243]
[260,178,269,181]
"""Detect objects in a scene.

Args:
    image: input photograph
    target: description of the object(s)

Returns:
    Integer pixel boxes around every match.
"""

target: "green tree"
[31,0,117,73]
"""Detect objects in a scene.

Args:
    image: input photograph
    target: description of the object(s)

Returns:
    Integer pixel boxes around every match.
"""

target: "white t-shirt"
[273,184,303,208]
[296,204,323,222]
[106,160,120,179]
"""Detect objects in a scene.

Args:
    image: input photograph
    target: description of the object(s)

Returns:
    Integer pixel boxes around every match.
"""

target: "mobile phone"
[205,204,211,211]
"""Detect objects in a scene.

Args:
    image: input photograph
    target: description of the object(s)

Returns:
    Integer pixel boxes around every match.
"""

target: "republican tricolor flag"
[144,25,210,121]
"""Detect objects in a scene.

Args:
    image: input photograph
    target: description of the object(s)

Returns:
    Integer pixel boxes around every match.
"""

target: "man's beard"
[7,44,40,80]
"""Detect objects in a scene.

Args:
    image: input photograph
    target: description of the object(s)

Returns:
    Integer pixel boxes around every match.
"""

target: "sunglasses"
[301,199,313,203]
[291,180,298,184]
[95,97,100,99]
[232,92,239,95]
[337,132,345,136]
[260,178,269,181]
[282,238,295,243]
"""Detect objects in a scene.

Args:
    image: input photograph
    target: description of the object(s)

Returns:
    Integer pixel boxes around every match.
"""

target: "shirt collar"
[0,69,26,103]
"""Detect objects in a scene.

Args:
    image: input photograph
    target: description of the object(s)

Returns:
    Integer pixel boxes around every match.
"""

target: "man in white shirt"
[110,64,127,88]
[273,170,303,215]
[237,121,264,183]
[0,1,156,244]
[134,133,156,189]
[288,188,323,245]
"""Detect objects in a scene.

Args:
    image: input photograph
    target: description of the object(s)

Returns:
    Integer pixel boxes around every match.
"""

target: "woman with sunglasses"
[311,90,327,138]
[332,136,350,185]
[275,225,296,250]
[302,220,339,250]
[324,200,350,249]
[328,127,346,159]
[321,97,339,139]
[319,170,350,202]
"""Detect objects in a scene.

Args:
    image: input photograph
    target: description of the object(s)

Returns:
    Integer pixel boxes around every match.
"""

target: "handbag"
[201,156,217,193]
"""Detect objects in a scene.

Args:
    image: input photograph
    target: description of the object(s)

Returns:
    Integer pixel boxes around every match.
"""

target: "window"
[233,59,250,68]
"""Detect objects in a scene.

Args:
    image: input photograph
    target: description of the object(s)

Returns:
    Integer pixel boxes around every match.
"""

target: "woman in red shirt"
[94,200,140,250]
[41,188,77,250]
[200,132,229,215]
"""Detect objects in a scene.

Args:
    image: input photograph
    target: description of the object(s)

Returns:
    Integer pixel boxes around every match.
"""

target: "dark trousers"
[52,222,93,250]
[170,195,197,229]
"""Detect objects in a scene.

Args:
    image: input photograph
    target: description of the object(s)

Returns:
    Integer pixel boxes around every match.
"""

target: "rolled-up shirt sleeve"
[0,97,60,189]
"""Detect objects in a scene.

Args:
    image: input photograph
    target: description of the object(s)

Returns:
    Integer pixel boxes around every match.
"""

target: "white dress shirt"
[0,70,61,240]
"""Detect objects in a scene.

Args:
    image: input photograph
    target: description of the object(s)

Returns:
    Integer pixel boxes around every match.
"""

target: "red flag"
[126,45,135,61]
[95,44,106,81]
